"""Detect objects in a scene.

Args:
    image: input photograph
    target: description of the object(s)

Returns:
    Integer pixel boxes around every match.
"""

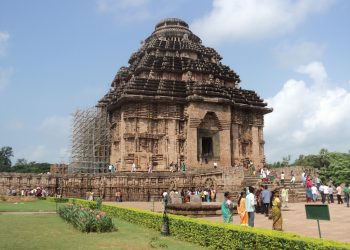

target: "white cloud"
[296,61,328,83]
[191,0,334,45]
[0,31,10,56]
[265,61,350,162]
[39,115,71,137]
[274,41,325,68]
[0,67,14,91]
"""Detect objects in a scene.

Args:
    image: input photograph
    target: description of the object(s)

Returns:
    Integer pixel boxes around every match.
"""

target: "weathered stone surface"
[99,18,271,171]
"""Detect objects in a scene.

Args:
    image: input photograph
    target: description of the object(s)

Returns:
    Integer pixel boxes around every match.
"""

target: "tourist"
[221,191,234,223]
[290,174,296,188]
[280,171,285,186]
[108,164,114,173]
[311,184,318,202]
[148,163,153,173]
[255,185,263,214]
[237,191,248,226]
[271,189,283,231]
[344,184,350,207]
[213,162,218,169]
[336,184,343,204]
[131,162,137,172]
[305,176,313,203]
[302,171,306,187]
[319,184,326,204]
[115,191,119,202]
[324,184,330,204]
[88,191,94,201]
[315,176,321,190]
[281,186,289,208]
[169,162,174,172]
[261,185,271,217]
[328,185,334,203]
[261,169,268,183]
[210,189,216,202]
[181,161,186,172]
[245,186,255,227]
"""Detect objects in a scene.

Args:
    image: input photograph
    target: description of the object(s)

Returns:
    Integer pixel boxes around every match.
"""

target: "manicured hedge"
[70,199,350,250]
[46,197,69,203]
[58,204,115,233]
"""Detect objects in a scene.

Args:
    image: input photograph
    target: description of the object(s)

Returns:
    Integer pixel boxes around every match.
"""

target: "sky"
[0,0,349,164]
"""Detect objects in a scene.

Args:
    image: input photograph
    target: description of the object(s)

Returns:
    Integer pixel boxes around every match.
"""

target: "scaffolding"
[69,105,110,173]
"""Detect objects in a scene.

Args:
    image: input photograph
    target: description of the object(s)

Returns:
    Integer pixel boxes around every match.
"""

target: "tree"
[0,146,13,171]
[14,158,28,166]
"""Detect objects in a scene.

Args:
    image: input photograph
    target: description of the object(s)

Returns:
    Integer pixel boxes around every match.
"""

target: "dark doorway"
[202,137,213,157]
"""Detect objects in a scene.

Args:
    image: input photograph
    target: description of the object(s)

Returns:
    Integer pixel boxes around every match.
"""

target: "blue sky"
[0,0,349,164]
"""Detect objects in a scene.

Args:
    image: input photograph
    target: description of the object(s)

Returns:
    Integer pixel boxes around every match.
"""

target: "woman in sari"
[237,191,248,226]
[271,189,283,231]
[221,191,233,223]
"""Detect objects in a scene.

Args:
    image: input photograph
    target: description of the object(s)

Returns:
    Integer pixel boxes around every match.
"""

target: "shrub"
[46,197,69,203]
[58,204,115,233]
[71,198,350,250]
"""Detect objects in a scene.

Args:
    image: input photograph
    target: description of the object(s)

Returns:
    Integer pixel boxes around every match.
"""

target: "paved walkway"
[105,201,350,242]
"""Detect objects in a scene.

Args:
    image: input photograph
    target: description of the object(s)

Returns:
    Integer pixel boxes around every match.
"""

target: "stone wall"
[0,168,245,202]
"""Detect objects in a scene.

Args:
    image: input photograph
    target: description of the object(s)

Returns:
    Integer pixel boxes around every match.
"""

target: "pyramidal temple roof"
[98,18,271,113]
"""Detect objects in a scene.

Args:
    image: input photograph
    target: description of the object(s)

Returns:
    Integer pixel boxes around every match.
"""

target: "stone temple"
[0,18,274,201]
[98,18,272,171]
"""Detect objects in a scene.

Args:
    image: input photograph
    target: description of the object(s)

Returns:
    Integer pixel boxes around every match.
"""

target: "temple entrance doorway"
[202,137,213,158]
[197,112,221,164]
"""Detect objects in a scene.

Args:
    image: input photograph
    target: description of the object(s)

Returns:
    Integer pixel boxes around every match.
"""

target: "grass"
[0,199,60,212]
[0,201,206,250]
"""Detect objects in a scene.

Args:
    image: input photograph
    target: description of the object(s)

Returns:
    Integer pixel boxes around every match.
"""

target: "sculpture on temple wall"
[206,74,214,85]
[186,71,193,81]
[148,70,155,80]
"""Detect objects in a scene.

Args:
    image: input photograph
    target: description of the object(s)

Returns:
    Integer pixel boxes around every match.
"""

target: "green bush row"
[58,204,115,233]
[70,199,350,250]
[46,197,69,203]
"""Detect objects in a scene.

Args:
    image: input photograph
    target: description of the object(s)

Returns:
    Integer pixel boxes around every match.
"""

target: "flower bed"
[58,204,116,233]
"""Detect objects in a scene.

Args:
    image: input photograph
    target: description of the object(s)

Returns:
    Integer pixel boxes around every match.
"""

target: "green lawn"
[0,200,60,212]
[0,201,205,250]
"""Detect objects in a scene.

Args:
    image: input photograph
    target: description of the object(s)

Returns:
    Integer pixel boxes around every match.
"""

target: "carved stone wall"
[97,18,271,172]
[110,103,185,171]
[0,170,244,202]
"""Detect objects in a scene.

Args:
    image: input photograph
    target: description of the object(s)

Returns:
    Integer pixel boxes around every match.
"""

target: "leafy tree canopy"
[268,148,350,184]
[0,146,13,171]
[0,146,51,173]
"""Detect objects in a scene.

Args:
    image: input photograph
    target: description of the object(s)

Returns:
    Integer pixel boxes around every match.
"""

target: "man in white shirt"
[245,186,255,227]
[328,185,334,203]
[319,184,325,204]
[131,162,137,172]
[323,185,330,204]
[280,172,285,185]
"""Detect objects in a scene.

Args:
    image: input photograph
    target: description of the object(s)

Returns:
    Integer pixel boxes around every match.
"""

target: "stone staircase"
[241,171,306,203]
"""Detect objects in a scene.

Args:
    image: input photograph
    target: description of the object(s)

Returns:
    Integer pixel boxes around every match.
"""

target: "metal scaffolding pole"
[69,105,110,173]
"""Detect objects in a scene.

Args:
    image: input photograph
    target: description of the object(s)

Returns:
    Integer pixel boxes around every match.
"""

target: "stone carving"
[94,18,271,171]
[148,70,155,79]
[186,71,193,81]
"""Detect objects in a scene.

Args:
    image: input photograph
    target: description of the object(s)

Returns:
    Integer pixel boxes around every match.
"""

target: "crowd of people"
[6,187,49,197]
[221,186,284,231]
[107,161,187,173]
[162,188,217,204]
[302,171,349,207]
